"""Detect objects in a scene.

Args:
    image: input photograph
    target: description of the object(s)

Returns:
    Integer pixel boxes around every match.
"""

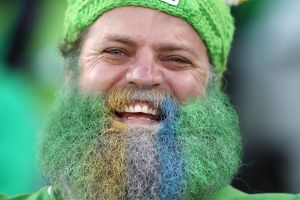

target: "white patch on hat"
[225,0,239,6]
[47,186,53,195]
[225,0,245,6]
[160,0,180,6]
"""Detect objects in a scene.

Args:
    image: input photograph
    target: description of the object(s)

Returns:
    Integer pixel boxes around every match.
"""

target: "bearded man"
[1,0,300,200]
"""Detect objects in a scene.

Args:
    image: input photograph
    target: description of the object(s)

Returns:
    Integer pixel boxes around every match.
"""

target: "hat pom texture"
[61,0,237,77]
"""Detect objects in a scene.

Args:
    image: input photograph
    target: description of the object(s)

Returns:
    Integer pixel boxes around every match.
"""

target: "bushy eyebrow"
[157,44,197,57]
[103,34,138,47]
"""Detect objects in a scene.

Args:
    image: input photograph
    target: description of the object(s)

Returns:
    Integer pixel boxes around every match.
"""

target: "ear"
[224,0,247,6]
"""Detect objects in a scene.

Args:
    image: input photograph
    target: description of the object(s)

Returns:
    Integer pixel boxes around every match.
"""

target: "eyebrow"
[157,44,197,57]
[103,34,138,47]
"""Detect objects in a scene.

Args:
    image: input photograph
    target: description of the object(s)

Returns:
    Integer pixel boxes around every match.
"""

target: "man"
[1,0,299,200]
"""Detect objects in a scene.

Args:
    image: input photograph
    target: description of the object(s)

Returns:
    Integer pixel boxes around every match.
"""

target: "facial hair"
[38,86,242,200]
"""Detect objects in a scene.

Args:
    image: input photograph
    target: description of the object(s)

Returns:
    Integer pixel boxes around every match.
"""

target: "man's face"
[79,6,210,126]
[39,6,241,200]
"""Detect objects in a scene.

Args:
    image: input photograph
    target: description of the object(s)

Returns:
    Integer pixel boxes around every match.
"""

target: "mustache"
[102,86,180,116]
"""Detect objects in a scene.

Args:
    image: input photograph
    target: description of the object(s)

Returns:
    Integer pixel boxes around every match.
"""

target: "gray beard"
[126,126,161,199]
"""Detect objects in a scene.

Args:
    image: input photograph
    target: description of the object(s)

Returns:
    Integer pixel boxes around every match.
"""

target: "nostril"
[125,65,163,87]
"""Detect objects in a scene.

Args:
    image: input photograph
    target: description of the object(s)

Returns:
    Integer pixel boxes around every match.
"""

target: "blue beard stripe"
[157,98,184,199]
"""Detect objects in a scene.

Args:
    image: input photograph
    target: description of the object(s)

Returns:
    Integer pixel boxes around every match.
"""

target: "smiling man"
[39,2,241,199]
[1,0,300,200]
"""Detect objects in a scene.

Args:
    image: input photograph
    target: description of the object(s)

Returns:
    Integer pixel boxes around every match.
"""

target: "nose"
[126,52,163,88]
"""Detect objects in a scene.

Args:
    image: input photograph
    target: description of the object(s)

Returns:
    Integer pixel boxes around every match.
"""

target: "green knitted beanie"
[61,0,235,76]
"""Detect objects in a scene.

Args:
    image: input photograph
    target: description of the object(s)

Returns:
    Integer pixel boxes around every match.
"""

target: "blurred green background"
[0,0,66,195]
[0,0,300,196]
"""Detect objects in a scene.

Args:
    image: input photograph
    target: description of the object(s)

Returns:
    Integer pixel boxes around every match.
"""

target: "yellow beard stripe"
[95,89,132,198]
[97,128,128,199]
[105,88,131,113]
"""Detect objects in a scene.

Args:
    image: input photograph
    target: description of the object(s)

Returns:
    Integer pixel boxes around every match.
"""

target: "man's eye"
[162,56,193,70]
[168,56,190,63]
[103,48,126,56]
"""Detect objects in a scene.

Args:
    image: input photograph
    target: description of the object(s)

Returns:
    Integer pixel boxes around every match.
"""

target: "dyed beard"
[39,86,242,200]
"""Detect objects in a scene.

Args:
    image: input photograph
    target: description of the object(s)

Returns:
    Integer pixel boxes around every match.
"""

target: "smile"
[115,102,160,125]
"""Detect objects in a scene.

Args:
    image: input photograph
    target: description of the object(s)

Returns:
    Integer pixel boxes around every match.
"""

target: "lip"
[114,102,160,126]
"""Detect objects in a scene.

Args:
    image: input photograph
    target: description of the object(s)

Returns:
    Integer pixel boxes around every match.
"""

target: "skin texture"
[79,6,210,102]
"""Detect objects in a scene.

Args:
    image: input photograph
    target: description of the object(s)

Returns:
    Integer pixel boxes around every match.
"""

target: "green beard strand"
[176,90,242,199]
[38,87,242,200]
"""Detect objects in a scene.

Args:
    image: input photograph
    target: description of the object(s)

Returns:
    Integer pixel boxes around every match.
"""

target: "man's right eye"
[100,47,130,65]
[103,48,127,56]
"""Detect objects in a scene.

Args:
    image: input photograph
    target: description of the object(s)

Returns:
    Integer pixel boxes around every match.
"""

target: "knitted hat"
[61,0,238,77]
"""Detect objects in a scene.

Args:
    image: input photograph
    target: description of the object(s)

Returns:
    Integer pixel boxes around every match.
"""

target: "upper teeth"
[123,104,158,115]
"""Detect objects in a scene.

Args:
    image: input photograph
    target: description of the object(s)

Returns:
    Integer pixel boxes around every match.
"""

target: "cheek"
[79,64,126,94]
[166,70,208,100]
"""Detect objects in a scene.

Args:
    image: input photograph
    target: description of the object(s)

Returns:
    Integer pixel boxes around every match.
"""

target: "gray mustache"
[103,86,180,112]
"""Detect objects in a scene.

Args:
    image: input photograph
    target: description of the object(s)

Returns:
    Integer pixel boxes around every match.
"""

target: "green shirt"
[1,186,299,200]
[210,186,300,200]
[0,187,55,200]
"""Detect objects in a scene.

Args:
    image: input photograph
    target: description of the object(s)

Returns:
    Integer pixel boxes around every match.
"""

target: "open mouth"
[114,102,160,125]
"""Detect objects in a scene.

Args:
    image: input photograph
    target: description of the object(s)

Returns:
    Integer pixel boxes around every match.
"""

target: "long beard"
[38,86,242,200]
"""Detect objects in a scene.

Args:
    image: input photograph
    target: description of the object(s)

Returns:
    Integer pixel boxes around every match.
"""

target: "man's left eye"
[167,56,190,64]
[161,56,193,70]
